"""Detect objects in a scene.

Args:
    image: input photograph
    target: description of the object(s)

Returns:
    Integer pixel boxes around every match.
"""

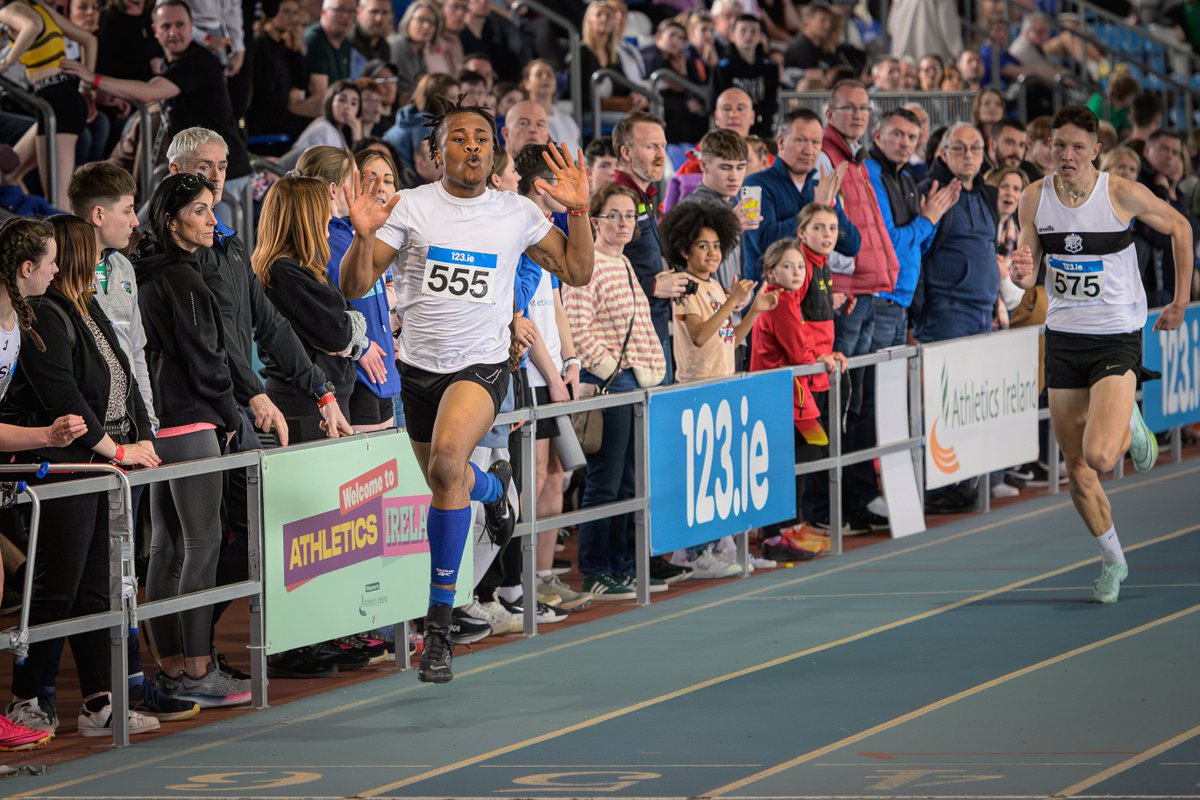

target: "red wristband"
[112,443,125,462]
[566,207,589,217]
[91,74,102,91]
[316,392,336,408]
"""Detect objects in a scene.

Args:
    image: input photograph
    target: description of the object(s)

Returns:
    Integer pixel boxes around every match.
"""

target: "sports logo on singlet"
[422,246,498,304]
[1063,233,1083,254]
[1048,255,1103,300]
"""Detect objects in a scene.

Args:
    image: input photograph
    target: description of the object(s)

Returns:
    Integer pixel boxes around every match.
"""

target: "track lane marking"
[1051,723,1200,798]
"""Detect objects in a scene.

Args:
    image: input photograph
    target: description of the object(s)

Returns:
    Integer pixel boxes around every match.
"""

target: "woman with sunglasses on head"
[131,174,246,708]
[2,216,161,743]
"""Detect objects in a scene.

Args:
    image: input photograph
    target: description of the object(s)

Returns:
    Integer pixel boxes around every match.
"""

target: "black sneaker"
[418,625,453,683]
[483,460,515,544]
[449,607,492,645]
[213,650,251,681]
[649,557,692,584]
[845,510,889,533]
[498,596,569,623]
[1026,460,1069,487]
[312,640,370,670]
[266,647,338,678]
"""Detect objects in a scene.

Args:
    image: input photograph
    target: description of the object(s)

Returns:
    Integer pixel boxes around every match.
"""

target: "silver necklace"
[1056,170,1096,204]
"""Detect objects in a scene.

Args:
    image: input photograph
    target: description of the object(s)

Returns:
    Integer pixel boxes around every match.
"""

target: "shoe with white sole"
[77,695,161,737]
[1128,402,1158,472]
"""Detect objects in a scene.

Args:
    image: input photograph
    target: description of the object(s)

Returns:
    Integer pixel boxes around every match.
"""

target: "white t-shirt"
[0,317,19,400]
[525,271,562,388]
[379,182,554,373]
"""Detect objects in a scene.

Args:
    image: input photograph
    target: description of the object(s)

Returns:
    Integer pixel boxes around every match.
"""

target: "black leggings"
[146,430,223,660]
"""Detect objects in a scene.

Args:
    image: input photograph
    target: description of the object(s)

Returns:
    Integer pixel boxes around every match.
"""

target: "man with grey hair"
[914,123,999,343]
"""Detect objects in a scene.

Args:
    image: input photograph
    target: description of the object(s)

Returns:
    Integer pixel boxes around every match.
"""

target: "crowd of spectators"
[0,0,1199,752]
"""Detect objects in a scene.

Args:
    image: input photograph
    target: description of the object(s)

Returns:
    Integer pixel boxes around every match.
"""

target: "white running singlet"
[378,183,553,373]
[0,317,18,400]
[1035,171,1146,335]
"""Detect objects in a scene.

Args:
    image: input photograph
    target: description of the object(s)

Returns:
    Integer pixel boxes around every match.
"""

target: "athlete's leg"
[1081,372,1136,475]
[1050,387,1112,536]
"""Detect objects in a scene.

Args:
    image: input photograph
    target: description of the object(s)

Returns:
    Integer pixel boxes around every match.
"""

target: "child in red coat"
[749,204,847,559]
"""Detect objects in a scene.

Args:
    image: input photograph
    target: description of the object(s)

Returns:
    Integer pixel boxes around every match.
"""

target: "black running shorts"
[398,360,509,442]
[1044,329,1144,389]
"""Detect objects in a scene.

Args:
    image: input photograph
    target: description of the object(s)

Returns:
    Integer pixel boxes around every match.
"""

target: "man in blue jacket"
[864,108,959,349]
[742,108,860,283]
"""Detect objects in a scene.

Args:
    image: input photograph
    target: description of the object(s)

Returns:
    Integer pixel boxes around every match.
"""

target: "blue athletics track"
[2,459,1198,799]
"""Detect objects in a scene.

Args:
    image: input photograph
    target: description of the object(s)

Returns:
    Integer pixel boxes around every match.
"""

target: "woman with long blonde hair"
[251,173,366,441]
[578,0,647,113]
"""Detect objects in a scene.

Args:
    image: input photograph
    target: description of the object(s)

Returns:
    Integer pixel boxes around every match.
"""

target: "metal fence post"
[634,394,651,606]
[520,414,538,637]
[909,348,925,498]
[107,476,133,747]
[829,367,843,556]
[246,459,268,708]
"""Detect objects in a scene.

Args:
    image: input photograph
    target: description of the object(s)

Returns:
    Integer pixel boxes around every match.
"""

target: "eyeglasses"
[596,211,637,222]
[372,76,399,84]
[830,104,871,114]
[945,144,985,155]
[412,15,437,25]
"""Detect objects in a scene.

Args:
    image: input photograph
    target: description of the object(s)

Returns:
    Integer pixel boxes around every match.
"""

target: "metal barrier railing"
[1,318,1194,733]
[129,100,154,203]
[511,0,582,130]
[0,75,57,208]
[590,68,662,137]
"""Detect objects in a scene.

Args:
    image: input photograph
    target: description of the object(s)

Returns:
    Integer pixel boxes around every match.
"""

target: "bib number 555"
[426,263,489,300]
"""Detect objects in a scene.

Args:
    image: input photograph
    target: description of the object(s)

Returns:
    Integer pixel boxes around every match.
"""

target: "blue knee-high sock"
[468,461,502,504]
[427,505,472,607]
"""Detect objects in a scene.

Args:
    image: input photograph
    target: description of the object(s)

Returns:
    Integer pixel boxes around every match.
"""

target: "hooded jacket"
[865,143,938,307]
[132,243,239,432]
[917,157,1000,308]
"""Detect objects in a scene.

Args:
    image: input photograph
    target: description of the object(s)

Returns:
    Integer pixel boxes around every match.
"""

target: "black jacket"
[1135,163,1200,299]
[0,288,151,461]
[133,245,239,432]
[708,46,779,139]
[259,257,358,403]
[196,226,330,405]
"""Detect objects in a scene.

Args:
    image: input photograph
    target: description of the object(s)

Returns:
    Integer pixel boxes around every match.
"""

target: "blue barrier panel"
[1143,305,1200,432]
[646,369,796,555]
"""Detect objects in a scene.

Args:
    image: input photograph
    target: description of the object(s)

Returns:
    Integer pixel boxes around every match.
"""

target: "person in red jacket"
[750,205,847,561]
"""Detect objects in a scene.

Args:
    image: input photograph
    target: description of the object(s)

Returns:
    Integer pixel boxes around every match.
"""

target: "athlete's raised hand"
[345,168,399,237]
[536,142,590,212]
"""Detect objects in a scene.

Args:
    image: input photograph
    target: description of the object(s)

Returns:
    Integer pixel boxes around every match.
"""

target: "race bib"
[1048,256,1105,300]
[422,246,497,304]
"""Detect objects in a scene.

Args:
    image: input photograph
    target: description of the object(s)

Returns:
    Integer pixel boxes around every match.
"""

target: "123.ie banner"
[261,434,472,654]
[647,369,796,554]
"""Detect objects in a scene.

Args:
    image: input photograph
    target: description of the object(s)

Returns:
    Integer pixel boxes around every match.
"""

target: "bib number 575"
[1052,271,1101,299]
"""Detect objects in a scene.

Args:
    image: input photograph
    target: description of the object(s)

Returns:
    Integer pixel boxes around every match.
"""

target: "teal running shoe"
[1129,402,1157,472]
[1090,561,1129,604]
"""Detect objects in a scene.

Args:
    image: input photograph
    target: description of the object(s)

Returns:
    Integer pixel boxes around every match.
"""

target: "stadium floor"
[1,458,1198,799]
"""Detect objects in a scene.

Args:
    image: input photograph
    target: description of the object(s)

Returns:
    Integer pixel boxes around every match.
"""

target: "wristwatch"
[312,381,336,402]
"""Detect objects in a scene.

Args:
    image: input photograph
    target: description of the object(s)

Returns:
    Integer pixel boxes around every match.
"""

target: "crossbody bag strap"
[601,260,640,393]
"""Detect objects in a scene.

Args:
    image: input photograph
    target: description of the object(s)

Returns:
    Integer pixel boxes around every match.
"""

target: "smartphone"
[739,185,762,221]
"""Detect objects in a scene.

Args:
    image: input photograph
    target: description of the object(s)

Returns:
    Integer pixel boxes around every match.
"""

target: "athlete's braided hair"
[0,218,52,352]
[423,93,499,164]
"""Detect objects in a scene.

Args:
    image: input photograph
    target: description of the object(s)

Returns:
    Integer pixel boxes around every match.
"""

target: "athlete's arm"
[342,170,401,298]
[525,143,595,287]
[1011,179,1044,290]
[1110,175,1194,331]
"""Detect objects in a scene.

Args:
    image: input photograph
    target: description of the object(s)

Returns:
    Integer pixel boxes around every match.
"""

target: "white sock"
[536,569,551,579]
[1095,526,1125,564]
[495,585,522,603]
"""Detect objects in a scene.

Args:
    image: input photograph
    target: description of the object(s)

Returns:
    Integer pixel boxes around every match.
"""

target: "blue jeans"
[577,369,639,579]
[871,298,908,350]
[914,296,992,343]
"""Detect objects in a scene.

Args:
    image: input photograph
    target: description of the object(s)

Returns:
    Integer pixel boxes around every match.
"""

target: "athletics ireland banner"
[261,434,472,654]
[922,328,1040,490]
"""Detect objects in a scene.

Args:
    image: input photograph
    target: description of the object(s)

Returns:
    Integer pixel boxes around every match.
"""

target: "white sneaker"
[991,482,1019,499]
[6,697,57,733]
[462,598,523,635]
[77,695,161,737]
[712,545,752,573]
[684,549,742,579]
[749,555,777,569]
[866,495,888,517]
